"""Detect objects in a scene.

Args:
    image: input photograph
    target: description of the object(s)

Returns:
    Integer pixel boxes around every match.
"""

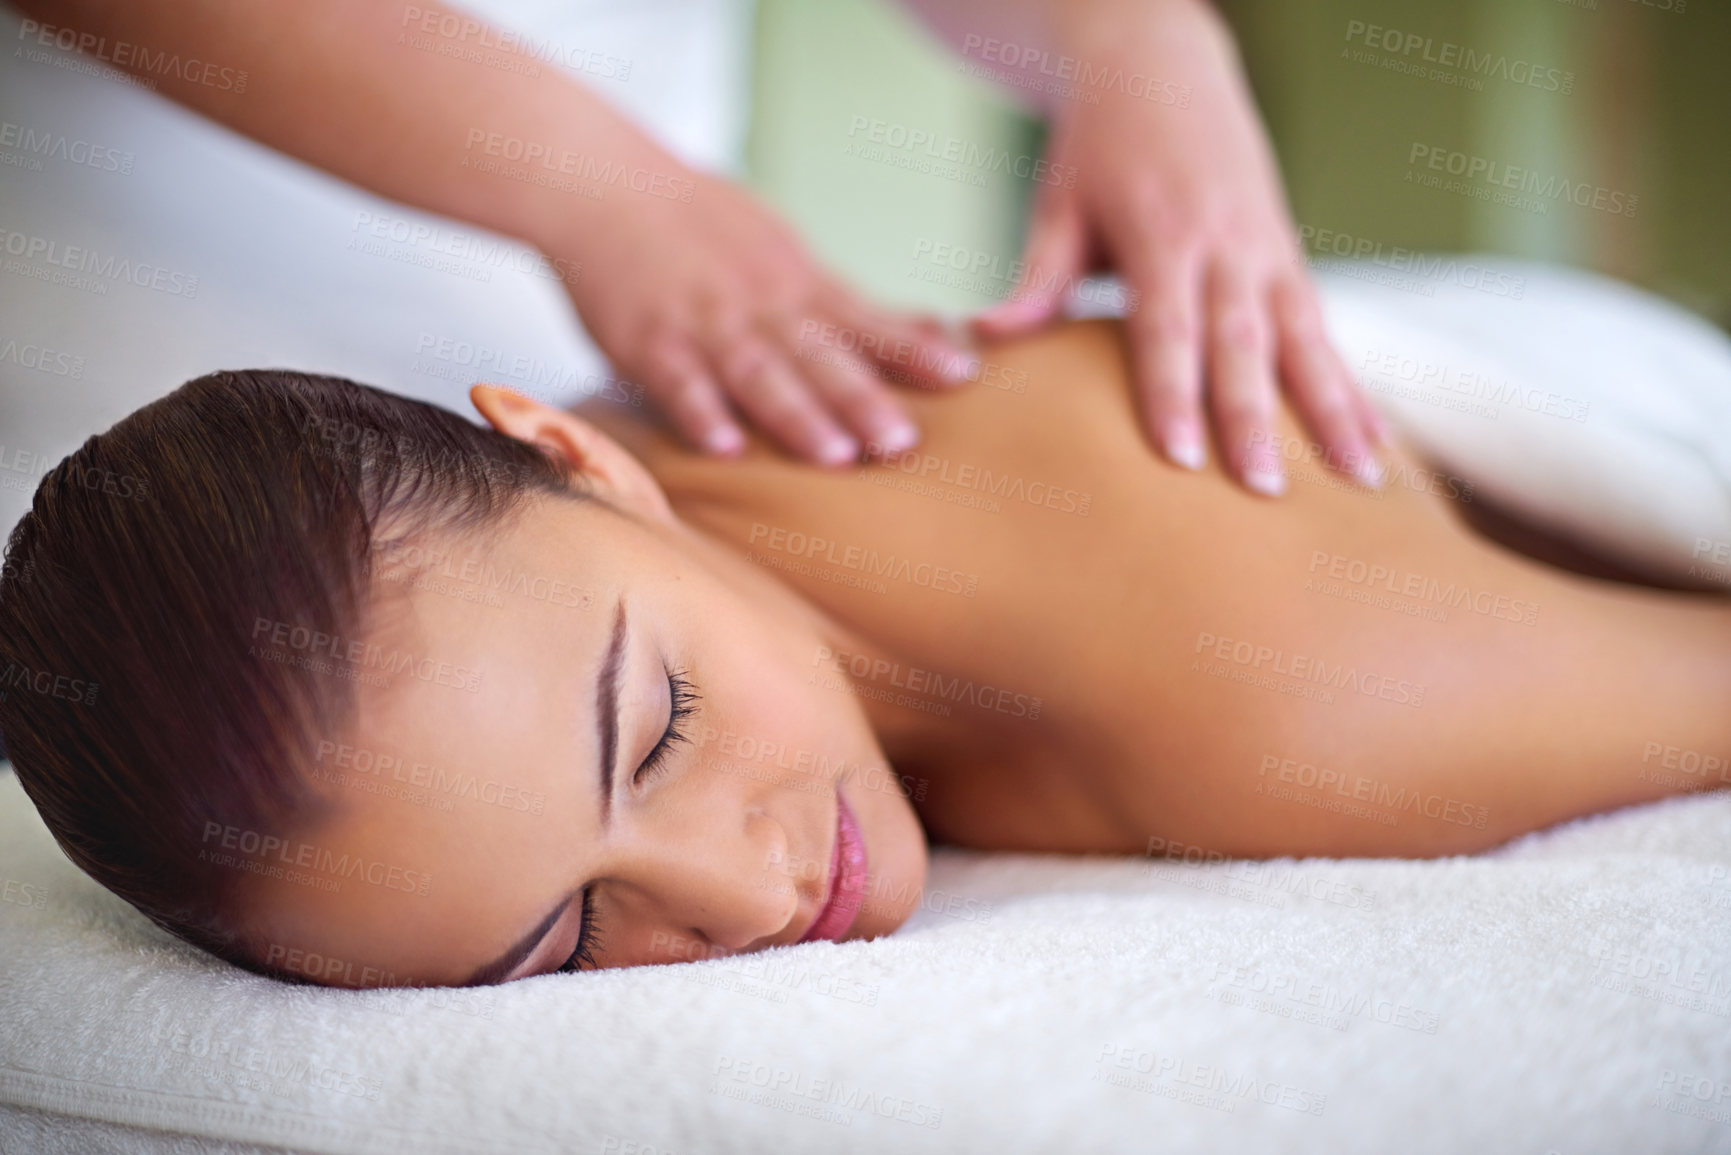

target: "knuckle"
[1214,306,1268,353]
[1214,393,1273,429]
[721,340,774,384]
[1138,302,1195,346]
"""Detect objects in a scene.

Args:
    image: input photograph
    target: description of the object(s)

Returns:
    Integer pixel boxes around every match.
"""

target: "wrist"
[1056,0,1239,79]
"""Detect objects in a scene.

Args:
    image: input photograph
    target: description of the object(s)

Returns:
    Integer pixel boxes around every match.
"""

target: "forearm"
[12,0,667,254]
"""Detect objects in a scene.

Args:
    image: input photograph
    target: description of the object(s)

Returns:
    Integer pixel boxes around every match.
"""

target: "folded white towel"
[1315,255,1731,586]
[1067,256,1731,588]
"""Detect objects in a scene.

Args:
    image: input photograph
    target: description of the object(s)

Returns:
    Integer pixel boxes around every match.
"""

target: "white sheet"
[3,769,1729,1154]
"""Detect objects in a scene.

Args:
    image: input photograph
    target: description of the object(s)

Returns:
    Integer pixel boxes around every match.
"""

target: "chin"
[842,772,930,939]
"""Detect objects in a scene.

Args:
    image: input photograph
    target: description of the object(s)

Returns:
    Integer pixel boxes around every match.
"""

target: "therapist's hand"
[975,0,1389,495]
[540,160,974,466]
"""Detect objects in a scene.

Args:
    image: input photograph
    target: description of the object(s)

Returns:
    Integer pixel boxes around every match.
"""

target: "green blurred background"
[745,0,1730,327]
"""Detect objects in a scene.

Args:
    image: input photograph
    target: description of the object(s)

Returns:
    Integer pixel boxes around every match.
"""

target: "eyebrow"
[596,598,628,826]
[461,600,629,987]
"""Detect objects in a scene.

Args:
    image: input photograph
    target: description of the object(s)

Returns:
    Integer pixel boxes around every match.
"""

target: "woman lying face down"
[4,321,1729,988]
[0,370,928,988]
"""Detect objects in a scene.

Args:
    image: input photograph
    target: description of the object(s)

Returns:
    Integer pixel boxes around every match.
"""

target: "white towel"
[1065,257,1731,588]
[3,769,1729,1154]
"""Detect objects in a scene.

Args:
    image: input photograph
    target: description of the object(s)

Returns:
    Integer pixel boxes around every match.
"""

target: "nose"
[634,805,802,953]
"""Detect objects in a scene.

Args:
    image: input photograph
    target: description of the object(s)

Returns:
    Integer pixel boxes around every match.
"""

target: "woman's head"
[0,371,926,987]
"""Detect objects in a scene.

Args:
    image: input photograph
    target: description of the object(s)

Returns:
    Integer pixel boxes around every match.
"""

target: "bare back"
[588,322,1731,858]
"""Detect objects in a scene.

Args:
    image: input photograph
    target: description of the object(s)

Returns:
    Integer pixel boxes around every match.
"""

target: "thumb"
[974,183,1088,339]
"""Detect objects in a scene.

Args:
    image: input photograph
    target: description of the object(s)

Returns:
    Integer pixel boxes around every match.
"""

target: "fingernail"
[817,435,860,466]
[1355,455,1384,489]
[1244,466,1287,497]
[1163,426,1206,471]
[703,425,745,455]
[872,422,919,455]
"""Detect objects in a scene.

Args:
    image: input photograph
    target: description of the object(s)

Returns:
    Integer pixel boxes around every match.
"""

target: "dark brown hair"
[0,370,579,979]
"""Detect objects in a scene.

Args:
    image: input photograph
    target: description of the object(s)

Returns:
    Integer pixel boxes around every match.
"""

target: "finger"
[640,337,746,456]
[1099,190,1208,469]
[827,295,978,390]
[1205,263,1284,496]
[714,333,858,466]
[1119,239,1207,470]
[974,181,1088,338]
[1274,270,1392,451]
[1271,277,1382,488]
[782,317,919,456]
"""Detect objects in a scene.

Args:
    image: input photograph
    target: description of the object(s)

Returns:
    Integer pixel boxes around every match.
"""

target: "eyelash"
[555,888,600,974]
[633,668,699,789]
[557,669,700,974]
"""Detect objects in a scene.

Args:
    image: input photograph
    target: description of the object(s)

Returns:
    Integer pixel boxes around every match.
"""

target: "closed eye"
[634,668,698,789]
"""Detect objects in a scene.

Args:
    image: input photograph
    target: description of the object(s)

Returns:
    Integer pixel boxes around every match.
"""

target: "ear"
[469,385,675,527]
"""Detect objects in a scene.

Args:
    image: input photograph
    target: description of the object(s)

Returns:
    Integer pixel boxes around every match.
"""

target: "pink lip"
[799,791,868,943]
